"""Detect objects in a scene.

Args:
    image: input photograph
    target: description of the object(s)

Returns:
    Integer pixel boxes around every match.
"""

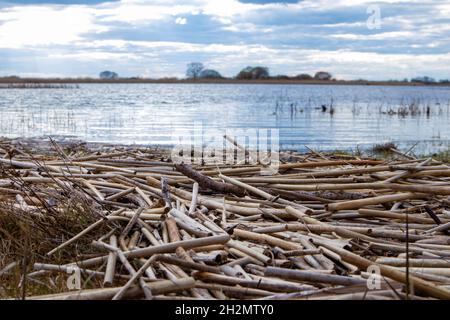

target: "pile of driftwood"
[1,142,450,300]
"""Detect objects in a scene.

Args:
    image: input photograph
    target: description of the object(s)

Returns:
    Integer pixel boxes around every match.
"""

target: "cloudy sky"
[0,0,449,80]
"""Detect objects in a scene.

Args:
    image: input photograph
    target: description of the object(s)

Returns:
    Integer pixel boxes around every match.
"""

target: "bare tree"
[186,62,204,79]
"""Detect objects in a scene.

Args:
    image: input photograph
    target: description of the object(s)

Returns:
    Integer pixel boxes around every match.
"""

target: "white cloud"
[31,38,450,80]
[331,31,415,40]
[97,1,198,24]
[175,17,187,25]
[0,0,448,79]
[0,5,107,48]
[48,51,143,61]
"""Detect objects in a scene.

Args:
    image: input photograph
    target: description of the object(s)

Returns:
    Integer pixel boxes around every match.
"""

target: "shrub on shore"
[236,66,269,80]
[371,142,397,154]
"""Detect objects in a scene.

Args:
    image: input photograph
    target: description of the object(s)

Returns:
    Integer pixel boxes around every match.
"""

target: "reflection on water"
[0,83,449,154]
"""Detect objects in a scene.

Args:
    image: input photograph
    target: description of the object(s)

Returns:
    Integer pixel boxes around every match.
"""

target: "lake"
[1,83,449,154]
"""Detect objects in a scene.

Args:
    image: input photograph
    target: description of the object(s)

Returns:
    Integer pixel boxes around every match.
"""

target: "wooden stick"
[47,209,125,256]
[27,278,196,300]
[317,241,450,299]
[103,235,118,287]
[220,174,313,214]
[105,187,135,202]
[175,163,245,196]
[265,267,366,286]
[188,182,199,215]
[121,207,145,237]
[326,193,426,211]
[112,254,160,300]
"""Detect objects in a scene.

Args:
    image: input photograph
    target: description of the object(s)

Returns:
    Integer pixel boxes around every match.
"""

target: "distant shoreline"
[1,78,450,87]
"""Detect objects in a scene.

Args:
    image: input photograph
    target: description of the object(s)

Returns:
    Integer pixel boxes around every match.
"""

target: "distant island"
[1,63,449,87]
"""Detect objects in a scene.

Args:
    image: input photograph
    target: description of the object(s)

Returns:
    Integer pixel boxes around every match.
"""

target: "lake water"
[1,83,449,154]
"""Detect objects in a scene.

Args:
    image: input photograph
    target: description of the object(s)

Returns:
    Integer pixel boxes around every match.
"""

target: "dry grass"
[0,162,109,298]
[371,142,398,154]
[430,150,450,163]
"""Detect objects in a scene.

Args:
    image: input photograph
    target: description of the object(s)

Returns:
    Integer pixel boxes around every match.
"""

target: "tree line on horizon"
[98,63,449,84]
[99,63,334,81]
[1,63,447,83]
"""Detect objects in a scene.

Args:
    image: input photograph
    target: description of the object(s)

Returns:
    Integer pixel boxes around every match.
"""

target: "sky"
[0,0,449,80]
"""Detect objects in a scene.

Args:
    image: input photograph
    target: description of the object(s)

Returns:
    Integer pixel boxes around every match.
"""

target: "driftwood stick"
[103,235,118,287]
[27,278,196,300]
[227,239,271,264]
[220,174,313,214]
[46,208,125,256]
[233,228,301,251]
[194,271,315,292]
[195,282,274,298]
[383,158,432,183]
[175,163,245,196]
[169,208,213,235]
[165,217,181,243]
[161,177,172,209]
[188,182,199,215]
[135,187,154,207]
[112,254,160,300]
[0,261,18,277]
[358,209,437,224]
[317,241,450,300]
[326,193,427,211]
[89,234,230,264]
[105,187,135,202]
[265,267,366,286]
[95,241,153,299]
[158,255,220,273]
[121,207,145,237]
[424,221,450,234]
[376,258,450,268]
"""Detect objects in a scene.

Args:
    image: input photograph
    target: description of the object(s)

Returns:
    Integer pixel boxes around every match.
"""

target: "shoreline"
[2,136,446,161]
[1,78,450,87]
[0,137,171,155]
